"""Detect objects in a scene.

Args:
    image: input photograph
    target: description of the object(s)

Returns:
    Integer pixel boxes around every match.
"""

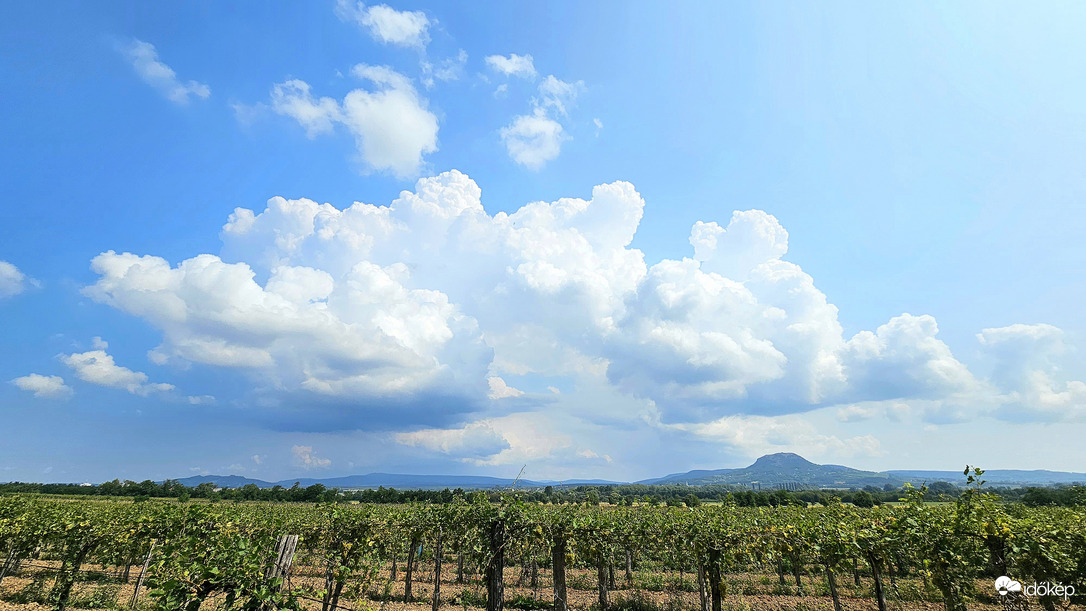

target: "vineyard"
[1,484,1084,611]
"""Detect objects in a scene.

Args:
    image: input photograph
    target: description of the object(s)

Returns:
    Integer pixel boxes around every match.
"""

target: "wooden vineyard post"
[485,520,505,611]
[130,543,156,609]
[455,546,464,584]
[708,549,723,611]
[697,565,709,611]
[596,551,609,611]
[265,535,298,611]
[405,536,419,602]
[432,526,443,611]
[266,535,299,584]
[607,554,615,590]
[551,535,567,611]
[0,550,18,587]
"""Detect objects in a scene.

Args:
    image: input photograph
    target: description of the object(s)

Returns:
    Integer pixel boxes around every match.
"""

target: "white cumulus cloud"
[500,110,567,170]
[270,80,340,138]
[84,239,491,404]
[120,39,210,105]
[485,53,536,79]
[83,170,1081,450]
[978,323,1086,420]
[335,0,431,48]
[267,66,438,177]
[487,376,524,399]
[499,76,584,169]
[577,449,613,462]
[12,374,72,399]
[842,313,978,402]
[60,350,174,396]
[0,261,34,298]
[291,445,331,469]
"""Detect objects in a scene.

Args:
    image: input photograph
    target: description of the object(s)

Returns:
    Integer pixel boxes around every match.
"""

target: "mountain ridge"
[164,453,1086,490]
[172,473,557,490]
[636,452,902,488]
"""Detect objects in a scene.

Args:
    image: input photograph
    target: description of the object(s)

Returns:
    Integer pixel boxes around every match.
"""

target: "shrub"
[634,572,666,592]
[568,573,597,591]
[851,491,875,508]
[507,594,550,610]
[457,588,488,608]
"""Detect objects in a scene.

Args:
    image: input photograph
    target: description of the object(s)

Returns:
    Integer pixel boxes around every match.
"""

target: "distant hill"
[279,473,547,490]
[167,454,1086,492]
[887,469,1086,486]
[174,473,551,490]
[638,453,904,488]
[536,479,622,486]
[174,475,275,489]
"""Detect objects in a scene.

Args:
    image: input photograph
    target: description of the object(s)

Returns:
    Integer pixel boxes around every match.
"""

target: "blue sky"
[2,2,1085,483]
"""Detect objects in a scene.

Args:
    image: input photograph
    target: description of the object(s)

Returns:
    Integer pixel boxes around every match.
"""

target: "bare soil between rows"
[1,561,1078,611]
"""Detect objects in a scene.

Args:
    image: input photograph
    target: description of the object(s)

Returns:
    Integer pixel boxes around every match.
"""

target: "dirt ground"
[1,562,1080,611]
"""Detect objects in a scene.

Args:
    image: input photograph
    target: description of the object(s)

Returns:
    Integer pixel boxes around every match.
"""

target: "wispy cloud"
[119,39,210,105]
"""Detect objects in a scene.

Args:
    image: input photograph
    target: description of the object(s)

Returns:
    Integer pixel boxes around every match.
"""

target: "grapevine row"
[1,489,1083,611]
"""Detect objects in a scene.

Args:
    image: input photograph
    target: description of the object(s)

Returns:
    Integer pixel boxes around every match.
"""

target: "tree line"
[2,478,1084,507]
[2,475,1084,611]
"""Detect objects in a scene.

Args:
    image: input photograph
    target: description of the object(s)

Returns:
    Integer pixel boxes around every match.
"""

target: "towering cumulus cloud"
[84,171,1078,460]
